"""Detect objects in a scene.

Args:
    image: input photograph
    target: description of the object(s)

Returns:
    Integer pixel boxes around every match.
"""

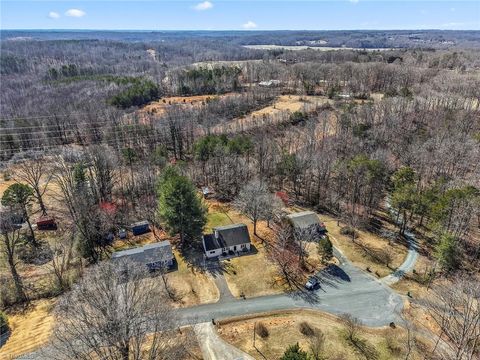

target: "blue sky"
[1,1,479,30]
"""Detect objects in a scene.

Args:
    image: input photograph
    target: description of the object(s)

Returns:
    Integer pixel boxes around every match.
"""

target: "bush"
[0,311,9,334]
[17,240,53,265]
[0,275,20,308]
[255,322,269,338]
[340,226,357,238]
[299,321,316,337]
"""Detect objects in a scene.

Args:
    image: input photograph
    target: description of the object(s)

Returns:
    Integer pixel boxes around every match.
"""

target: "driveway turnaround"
[20,244,406,359]
[177,248,403,328]
[194,322,254,360]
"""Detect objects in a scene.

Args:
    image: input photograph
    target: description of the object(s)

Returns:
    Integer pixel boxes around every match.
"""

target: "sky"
[0,0,479,30]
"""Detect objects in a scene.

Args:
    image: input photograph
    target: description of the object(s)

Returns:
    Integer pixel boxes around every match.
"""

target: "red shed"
[36,216,57,230]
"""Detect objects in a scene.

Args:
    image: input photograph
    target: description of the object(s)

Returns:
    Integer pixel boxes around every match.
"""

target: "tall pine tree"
[157,166,207,247]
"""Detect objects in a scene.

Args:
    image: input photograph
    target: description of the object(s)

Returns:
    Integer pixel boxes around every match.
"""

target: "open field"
[211,95,334,134]
[217,309,427,360]
[139,94,235,118]
[244,45,396,51]
[0,299,56,359]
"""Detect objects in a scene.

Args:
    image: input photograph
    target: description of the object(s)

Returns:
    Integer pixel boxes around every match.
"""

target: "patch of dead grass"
[217,309,426,360]
[0,299,56,359]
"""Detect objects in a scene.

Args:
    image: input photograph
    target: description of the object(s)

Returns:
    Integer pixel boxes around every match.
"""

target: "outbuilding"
[36,216,57,230]
[202,223,251,258]
[130,221,150,236]
[112,240,175,271]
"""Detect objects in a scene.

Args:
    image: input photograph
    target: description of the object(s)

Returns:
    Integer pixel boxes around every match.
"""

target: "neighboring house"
[259,79,281,87]
[112,240,175,271]
[286,211,327,234]
[202,223,251,258]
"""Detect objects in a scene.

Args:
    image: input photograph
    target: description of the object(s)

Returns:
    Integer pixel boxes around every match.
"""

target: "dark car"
[305,276,319,290]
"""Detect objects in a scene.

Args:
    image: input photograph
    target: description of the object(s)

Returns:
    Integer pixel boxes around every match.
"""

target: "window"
[210,251,216,254]
[241,244,246,249]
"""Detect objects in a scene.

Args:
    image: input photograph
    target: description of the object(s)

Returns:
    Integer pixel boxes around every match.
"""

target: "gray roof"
[112,241,173,264]
[204,223,251,251]
[286,211,322,229]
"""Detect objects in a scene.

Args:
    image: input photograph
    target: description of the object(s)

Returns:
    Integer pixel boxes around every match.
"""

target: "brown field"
[211,95,334,134]
[138,93,235,119]
[217,309,427,360]
[0,299,56,359]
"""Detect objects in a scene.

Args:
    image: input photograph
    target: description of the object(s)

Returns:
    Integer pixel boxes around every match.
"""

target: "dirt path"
[194,322,254,360]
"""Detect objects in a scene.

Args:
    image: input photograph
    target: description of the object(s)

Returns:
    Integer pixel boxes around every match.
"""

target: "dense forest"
[0,30,479,360]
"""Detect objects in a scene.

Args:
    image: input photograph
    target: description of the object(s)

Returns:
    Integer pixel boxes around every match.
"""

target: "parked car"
[305,276,319,290]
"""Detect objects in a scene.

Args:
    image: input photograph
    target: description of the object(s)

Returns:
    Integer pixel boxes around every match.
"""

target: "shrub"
[17,240,53,265]
[299,321,316,337]
[0,311,9,334]
[255,322,269,338]
[340,226,357,237]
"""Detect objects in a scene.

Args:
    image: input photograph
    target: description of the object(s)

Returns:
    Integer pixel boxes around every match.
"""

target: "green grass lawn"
[205,209,233,232]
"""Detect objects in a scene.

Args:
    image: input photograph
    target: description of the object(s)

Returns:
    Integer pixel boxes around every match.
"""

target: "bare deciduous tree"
[49,260,192,360]
[14,153,52,216]
[0,210,28,303]
[423,276,480,360]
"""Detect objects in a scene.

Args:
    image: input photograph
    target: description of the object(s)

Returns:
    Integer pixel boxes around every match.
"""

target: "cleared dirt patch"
[217,309,426,360]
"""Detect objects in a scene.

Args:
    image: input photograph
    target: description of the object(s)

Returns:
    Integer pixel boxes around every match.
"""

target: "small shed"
[36,216,57,230]
[130,221,150,236]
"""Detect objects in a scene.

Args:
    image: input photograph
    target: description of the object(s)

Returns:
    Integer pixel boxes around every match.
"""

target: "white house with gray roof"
[202,223,251,258]
[112,240,175,271]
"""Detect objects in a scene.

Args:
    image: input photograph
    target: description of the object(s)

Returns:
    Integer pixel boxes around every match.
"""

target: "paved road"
[194,322,254,360]
[381,198,419,285]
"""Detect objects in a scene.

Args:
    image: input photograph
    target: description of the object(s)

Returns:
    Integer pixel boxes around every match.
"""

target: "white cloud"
[242,21,257,29]
[193,1,213,11]
[450,7,456,12]
[349,0,359,3]
[48,11,60,19]
[65,9,86,18]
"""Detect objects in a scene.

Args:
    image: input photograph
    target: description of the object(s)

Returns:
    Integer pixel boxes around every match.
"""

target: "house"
[202,223,251,258]
[259,79,281,87]
[130,220,150,236]
[286,211,327,234]
[112,240,175,271]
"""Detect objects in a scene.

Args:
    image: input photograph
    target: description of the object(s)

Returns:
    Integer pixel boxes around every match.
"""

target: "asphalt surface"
[176,248,403,328]
[18,237,412,360]
[382,198,419,285]
[194,322,254,360]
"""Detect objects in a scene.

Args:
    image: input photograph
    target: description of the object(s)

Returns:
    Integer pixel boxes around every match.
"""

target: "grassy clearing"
[211,95,333,134]
[0,299,56,359]
[217,309,426,360]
